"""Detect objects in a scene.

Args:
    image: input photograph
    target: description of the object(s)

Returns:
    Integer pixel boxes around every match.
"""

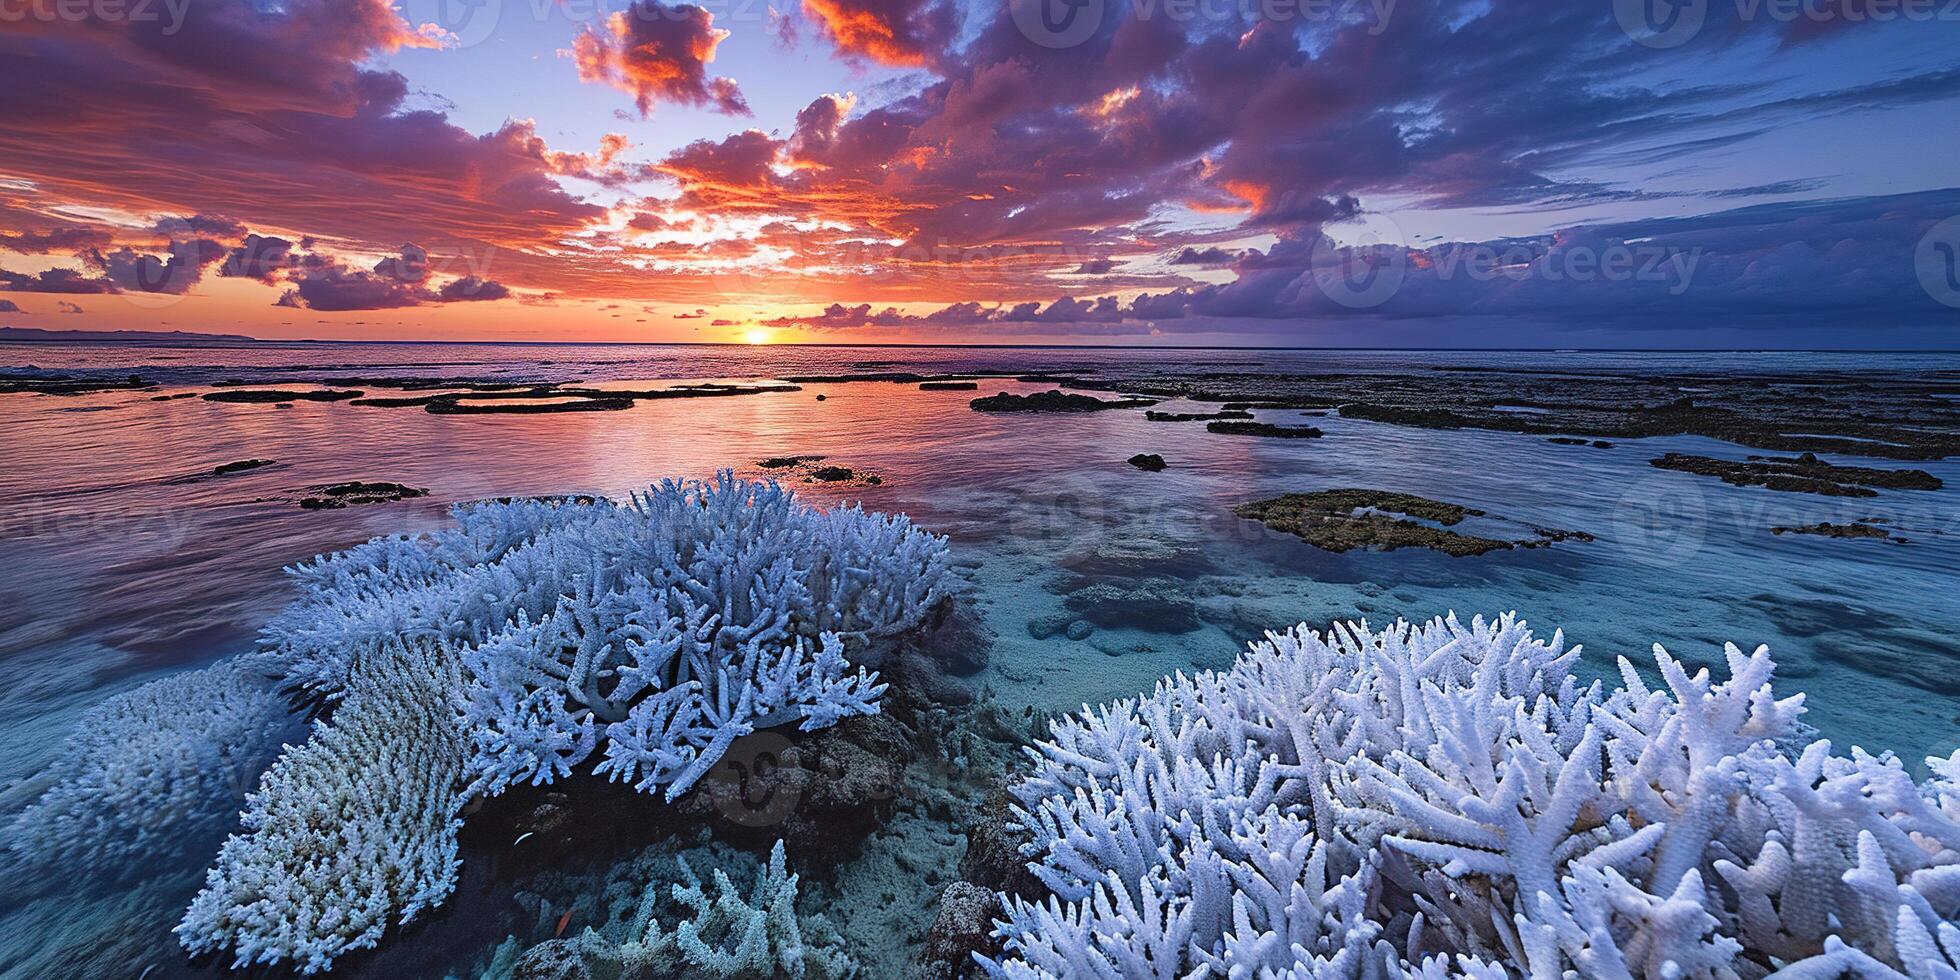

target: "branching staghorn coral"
[475,839,853,980]
[2,657,295,879]
[265,474,944,800]
[178,474,950,972]
[177,639,469,974]
[619,839,857,979]
[989,613,1960,979]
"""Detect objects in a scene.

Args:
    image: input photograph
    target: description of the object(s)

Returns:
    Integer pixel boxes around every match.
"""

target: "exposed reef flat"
[215,375,539,392]
[346,382,798,414]
[296,481,429,509]
[777,369,1081,385]
[1234,488,1589,556]
[1037,366,1960,459]
[918,380,978,391]
[1771,521,1906,543]
[969,389,1157,412]
[1144,409,1253,422]
[753,456,884,486]
[1205,420,1324,438]
[1548,436,1614,448]
[1649,451,1942,496]
[212,458,275,476]
[425,396,634,414]
[203,388,364,403]
[0,372,155,396]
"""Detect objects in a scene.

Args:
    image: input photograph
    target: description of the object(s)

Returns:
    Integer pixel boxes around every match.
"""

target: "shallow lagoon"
[2,343,1956,976]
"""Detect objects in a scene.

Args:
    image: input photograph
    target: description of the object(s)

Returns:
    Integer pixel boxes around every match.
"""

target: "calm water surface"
[2,342,1957,975]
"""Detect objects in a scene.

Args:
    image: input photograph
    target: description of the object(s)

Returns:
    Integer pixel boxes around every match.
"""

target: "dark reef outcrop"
[1127,453,1167,471]
[426,397,635,414]
[1017,367,1959,460]
[204,388,363,403]
[1205,420,1324,438]
[212,458,275,475]
[0,372,153,396]
[1650,451,1941,497]
[1770,521,1905,543]
[752,455,886,487]
[1144,409,1253,422]
[297,481,430,509]
[918,882,1003,980]
[970,390,1156,412]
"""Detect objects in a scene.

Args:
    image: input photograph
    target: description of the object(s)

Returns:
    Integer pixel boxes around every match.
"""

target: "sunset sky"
[2,0,1959,346]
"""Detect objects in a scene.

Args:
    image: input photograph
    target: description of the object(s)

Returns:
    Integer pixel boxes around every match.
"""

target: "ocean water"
[2,342,1957,977]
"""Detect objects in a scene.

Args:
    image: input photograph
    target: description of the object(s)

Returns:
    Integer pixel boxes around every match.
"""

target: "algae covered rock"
[1233,488,1512,556]
[1233,488,1586,557]
[918,882,1002,980]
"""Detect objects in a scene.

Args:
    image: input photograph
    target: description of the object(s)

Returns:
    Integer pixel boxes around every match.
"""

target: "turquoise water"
[2,343,1956,976]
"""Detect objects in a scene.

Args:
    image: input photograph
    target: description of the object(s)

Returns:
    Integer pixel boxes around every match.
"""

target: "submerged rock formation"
[1234,489,1586,556]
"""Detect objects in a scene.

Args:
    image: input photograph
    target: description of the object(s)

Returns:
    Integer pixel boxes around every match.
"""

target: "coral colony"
[174,473,952,972]
[9,477,1960,977]
[990,615,1960,979]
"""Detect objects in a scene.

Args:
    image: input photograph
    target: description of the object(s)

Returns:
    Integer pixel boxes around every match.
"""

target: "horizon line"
[3,328,1958,355]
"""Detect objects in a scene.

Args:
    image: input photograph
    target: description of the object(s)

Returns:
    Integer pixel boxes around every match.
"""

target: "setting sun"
[743,328,771,345]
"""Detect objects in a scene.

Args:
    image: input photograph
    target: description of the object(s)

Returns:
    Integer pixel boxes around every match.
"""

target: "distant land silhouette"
[0,327,259,345]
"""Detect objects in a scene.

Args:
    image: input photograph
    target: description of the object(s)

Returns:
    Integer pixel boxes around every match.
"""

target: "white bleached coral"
[476,839,854,980]
[989,613,1960,979]
[177,639,469,974]
[265,474,946,801]
[179,474,950,973]
[620,839,857,978]
[3,657,294,878]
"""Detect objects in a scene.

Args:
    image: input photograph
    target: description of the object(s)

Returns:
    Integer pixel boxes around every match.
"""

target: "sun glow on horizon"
[743,328,771,345]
